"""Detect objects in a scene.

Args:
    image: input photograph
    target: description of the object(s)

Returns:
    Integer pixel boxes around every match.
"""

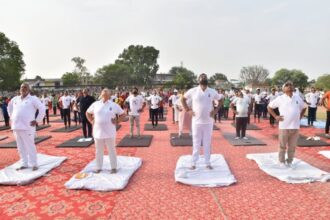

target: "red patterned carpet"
[0,108,329,219]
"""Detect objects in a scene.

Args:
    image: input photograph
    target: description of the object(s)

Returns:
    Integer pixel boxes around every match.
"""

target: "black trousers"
[81,116,92,138]
[43,109,49,124]
[60,108,64,119]
[3,114,9,127]
[151,108,159,126]
[270,108,279,125]
[326,111,330,134]
[236,117,248,138]
[308,107,317,125]
[73,111,81,125]
[159,107,164,119]
[254,104,262,119]
[63,108,71,127]
[53,106,57,115]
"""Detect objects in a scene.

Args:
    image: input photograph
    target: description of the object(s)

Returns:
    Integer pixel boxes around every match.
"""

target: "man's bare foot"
[94,169,101,173]
[190,165,196,170]
[16,166,27,171]
[110,169,117,174]
[206,165,213,170]
[32,166,38,171]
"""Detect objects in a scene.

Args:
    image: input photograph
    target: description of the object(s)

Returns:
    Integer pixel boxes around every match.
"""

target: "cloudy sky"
[1,0,329,80]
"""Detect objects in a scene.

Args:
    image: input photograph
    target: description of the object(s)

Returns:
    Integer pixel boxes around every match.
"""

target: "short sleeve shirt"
[126,95,144,116]
[59,96,72,109]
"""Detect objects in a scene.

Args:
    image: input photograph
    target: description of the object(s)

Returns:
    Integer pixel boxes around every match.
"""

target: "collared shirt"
[232,96,251,117]
[254,94,262,104]
[305,92,319,108]
[184,86,221,124]
[40,96,51,107]
[266,93,278,102]
[59,95,72,109]
[268,94,305,129]
[87,100,124,139]
[147,95,162,109]
[169,94,180,106]
[7,94,45,131]
[126,95,145,116]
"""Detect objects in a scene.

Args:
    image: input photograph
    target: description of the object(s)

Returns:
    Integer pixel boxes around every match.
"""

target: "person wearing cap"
[305,87,320,126]
[182,73,222,170]
[253,88,262,123]
[321,89,330,137]
[86,88,125,173]
[125,87,146,138]
[169,89,180,124]
[267,81,306,168]
[7,83,45,171]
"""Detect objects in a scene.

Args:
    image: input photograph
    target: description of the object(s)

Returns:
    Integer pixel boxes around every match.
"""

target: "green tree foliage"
[315,74,330,91]
[169,66,196,89]
[115,45,159,87]
[61,72,80,86]
[240,65,269,85]
[94,63,132,88]
[272,69,309,89]
[0,32,25,90]
[71,57,92,85]
[209,73,228,85]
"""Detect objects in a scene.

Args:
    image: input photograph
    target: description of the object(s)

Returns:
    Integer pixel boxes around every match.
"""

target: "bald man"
[8,83,45,171]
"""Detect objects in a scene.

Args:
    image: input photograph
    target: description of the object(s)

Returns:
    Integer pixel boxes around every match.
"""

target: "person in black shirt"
[78,88,96,138]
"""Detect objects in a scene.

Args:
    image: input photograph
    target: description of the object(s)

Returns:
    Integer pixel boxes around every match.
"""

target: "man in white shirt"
[125,87,146,138]
[40,92,51,125]
[7,83,45,171]
[182,73,222,170]
[253,88,262,122]
[305,87,320,126]
[86,88,125,173]
[59,91,72,129]
[169,89,180,124]
[268,81,306,167]
[231,90,251,139]
[266,88,279,127]
[146,90,162,128]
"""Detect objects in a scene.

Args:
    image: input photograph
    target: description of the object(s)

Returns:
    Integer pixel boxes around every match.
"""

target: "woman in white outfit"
[86,88,125,173]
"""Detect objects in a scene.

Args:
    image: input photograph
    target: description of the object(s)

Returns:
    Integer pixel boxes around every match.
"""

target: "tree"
[315,74,330,91]
[209,73,228,85]
[240,65,269,85]
[71,57,92,85]
[168,66,196,89]
[61,72,80,86]
[272,68,309,89]
[0,32,25,90]
[115,45,159,87]
[94,63,132,88]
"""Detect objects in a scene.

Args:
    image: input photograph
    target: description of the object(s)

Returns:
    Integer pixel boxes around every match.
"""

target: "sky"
[0,0,329,80]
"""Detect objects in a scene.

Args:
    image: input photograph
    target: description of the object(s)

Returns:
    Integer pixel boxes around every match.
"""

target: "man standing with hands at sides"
[40,92,51,125]
[78,88,95,139]
[268,81,306,168]
[321,89,330,137]
[305,87,319,127]
[86,88,125,174]
[7,83,45,171]
[125,87,146,138]
[59,91,73,129]
[147,90,162,128]
[182,73,222,170]
[169,89,180,124]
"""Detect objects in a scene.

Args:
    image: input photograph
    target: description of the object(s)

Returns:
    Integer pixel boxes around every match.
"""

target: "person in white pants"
[182,73,222,170]
[169,89,180,124]
[86,88,125,173]
[7,83,45,171]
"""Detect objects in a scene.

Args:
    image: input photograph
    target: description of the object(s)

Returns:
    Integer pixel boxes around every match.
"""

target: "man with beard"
[182,73,222,170]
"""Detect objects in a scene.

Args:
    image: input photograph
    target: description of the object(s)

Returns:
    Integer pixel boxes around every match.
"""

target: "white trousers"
[191,123,213,166]
[94,137,117,170]
[13,130,37,167]
[174,108,179,122]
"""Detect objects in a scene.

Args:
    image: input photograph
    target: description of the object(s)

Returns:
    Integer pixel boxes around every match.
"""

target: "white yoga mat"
[174,154,236,187]
[319,151,330,159]
[0,154,67,185]
[65,156,142,191]
[247,152,329,183]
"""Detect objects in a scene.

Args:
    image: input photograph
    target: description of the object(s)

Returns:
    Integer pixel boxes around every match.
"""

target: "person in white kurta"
[169,90,180,124]
[86,88,125,173]
[182,74,222,169]
[7,83,45,171]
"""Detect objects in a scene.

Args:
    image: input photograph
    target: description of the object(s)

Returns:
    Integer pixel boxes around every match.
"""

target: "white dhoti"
[191,123,213,166]
[94,138,117,170]
[13,129,37,167]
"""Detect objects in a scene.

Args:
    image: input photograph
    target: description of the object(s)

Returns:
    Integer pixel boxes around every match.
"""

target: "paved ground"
[0,107,329,219]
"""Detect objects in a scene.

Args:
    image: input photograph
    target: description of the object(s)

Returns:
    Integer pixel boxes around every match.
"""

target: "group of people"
[2,73,330,173]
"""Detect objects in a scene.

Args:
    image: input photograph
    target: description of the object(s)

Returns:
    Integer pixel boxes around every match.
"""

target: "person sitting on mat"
[231,90,251,140]
[268,81,306,168]
[7,83,45,171]
[125,87,146,138]
[86,88,125,174]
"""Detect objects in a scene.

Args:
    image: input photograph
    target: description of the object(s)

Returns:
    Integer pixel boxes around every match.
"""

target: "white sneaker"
[235,137,240,140]
[242,137,249,140]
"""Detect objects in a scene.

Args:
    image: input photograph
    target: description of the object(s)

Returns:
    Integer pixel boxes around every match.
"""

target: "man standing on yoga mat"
[59,91,73,129]
[78,88,95,139]
[169,89,180,124]
[268,81,306,168]
[125,87,146,138]
[146,90,162,128]
[86,88,125,173]
[321,89,330,137]
[305,87,319,127]
[7,83,45,171]
[182,73,222,170]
